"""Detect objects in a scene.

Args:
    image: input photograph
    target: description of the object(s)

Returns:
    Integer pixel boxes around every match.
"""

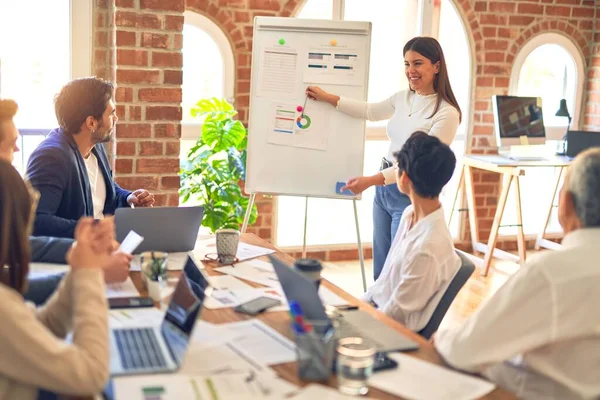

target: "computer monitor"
[492,95,546,148]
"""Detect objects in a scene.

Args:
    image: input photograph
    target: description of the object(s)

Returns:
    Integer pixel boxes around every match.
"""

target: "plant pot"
[147,279,163,302]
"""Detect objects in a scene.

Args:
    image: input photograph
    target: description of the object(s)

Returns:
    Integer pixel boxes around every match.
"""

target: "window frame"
[509,32,585,132]
[181,11,235,141]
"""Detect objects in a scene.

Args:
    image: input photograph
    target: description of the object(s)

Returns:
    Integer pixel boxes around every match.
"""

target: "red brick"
[116,141,136,156]
[167,193,180,207]
[495,77,510,88]
[482,27,496,37]
[137,158,180,173]
[140,0,184,12]
[484,39,509,51]
[556,0,583,4]
[572,7,590,18]
[154,124,181,138]
[509,16,535,26]
[545,5,571,17]
[152,51,183,68]
[483,65,510,75]
[518,3,544,14]
[237,81,251,93]
[141,33,169,49]
[116,0,134,7]
[116,30,136,46]
[476,77,494,87]
[146,106,181,121]
[117,49,148,66]
[257,202,272,214]
[153,194,168,207]
[165,141,180,155]
[95,50,107,66]
[116,105,126,119]
[117,124,152,138]
[237,67,251,80]
[115,87,133,102]
[96,12,105,26]
[137,14,162,29]
[161,176,181,190]
[220,0,245,7]
[164,15,184,31]
[480,14,508,25]
[95,31,108,47]
[129,106,142,121]
[482,114,495,124]
[138,88,182,102]
[117,69,160,84]
[485,52,504,63]
[139,141,164,156]
[489,2,515,13]
[164,70,183,85]
[116,176,159,191]
[173,34,183,50]
[473,125,494,136]
[249,0,281,11]
[234,11,251,23]
[115,11,136,27]
[115,158,133,174]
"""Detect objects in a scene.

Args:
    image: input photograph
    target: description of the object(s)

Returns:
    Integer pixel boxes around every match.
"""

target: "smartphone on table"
[234,296,281,315]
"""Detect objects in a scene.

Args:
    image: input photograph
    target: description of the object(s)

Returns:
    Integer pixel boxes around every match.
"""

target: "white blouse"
[337,90,460,185]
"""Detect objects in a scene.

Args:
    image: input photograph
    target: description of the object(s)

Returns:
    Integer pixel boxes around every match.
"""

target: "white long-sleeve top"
[0,269,109,400]
[337,90,460,184]
[434,228,600,399]
[362,205,461,331]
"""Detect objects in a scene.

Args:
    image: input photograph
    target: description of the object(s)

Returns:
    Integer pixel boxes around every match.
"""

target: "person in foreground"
[0,160,113,400]
[26,77,155,239]
[434,148,600,399]
[306,37,461,281]
[362,132,460,332]
[0,98,130,305]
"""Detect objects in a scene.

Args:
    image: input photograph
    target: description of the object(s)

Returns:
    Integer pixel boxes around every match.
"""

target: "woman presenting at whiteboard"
[306,37,461,281]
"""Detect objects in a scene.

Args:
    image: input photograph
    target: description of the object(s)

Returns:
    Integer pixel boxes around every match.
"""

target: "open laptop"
[566,130,600,158]
[115,206,204,254]
[268,255,419,353]
[109,256,213,376]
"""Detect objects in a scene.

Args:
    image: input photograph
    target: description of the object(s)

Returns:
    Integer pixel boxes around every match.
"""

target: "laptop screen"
[161,256,212,364]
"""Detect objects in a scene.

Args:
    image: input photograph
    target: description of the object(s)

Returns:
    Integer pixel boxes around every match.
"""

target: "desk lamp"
[555,99,571,154]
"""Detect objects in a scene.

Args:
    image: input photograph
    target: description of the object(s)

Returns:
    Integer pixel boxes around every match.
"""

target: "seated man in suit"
[0,98,130,305]
[361,132,460,331]
[26,77,155,238]
[434,148,600,399]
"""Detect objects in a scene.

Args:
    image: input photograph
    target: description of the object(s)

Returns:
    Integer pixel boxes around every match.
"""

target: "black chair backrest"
[418,251,475,339]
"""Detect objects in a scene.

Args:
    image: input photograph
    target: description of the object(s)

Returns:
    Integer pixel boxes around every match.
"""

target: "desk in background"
[449,155,571,276]
[128,233,514,400]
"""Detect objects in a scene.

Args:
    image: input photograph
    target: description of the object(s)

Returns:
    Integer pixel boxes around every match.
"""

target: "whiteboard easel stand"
[242,193,368,292]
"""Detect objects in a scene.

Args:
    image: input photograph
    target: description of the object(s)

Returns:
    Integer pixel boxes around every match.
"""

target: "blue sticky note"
[336,182,353,196]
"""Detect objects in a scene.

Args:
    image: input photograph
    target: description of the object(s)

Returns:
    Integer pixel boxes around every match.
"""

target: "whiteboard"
[246,17,371,199]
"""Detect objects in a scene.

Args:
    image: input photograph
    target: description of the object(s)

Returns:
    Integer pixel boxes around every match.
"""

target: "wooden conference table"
[126,233,514,400]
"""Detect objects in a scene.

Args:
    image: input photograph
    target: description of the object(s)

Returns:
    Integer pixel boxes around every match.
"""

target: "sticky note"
[279,38,285,45]
[336,182,353,196]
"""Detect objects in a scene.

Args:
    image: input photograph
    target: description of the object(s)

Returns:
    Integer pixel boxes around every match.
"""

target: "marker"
[301,95,308,117]
[278,38,285,45]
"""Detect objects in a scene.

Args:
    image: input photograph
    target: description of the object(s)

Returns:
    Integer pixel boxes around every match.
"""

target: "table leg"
[513,176,526,265]
[482,173,513,276]
[448,165,465,228]
[463,165,480,252]
[534,166,564,250]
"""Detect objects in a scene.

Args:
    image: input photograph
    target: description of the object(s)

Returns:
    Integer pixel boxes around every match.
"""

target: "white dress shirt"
[83,153,106,219]
[362,205,461,331]
[337,90,460,185]
[434,228,600,399]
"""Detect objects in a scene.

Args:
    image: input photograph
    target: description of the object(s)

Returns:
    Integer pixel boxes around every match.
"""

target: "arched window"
[502,33,585,236]
[181,11,235,159]
[0,0,92,173]
[276,0,472,248]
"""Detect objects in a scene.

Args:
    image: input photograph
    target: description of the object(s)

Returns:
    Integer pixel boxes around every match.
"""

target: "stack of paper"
[288,384,373,399]
[368,353,496,400]
[194,238,275,262]
[215,264,281,288]
[106,277,140,298]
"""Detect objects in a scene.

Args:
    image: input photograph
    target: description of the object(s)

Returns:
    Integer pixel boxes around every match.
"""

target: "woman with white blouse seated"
[306,37,462,281]
[0,159,114,400]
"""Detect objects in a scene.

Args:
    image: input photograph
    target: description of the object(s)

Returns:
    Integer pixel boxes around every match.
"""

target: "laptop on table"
[109,256,213,376]
[268,255,419,353]
[115,206,204,254]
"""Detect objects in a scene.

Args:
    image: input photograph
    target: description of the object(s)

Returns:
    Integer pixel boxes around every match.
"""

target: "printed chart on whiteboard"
[303,47,362,86]
[267,101,329,151]
[257,46,298,98]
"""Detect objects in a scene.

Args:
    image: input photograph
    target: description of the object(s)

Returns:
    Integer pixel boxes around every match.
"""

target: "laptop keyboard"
[115,328,167,371]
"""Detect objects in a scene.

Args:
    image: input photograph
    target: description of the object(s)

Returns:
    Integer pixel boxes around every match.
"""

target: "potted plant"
[141,251,168,302]
[180,98,257,232]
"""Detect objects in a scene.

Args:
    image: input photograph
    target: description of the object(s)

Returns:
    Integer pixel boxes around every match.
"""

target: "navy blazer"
[26,128,132,238]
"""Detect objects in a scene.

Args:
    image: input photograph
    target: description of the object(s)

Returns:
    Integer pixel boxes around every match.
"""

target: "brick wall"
[91,0,600,258]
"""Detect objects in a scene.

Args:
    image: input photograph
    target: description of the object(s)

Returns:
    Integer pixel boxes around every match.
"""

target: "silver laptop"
[115,206,204,254]
[268,255,419,353]
[110,256,213,376]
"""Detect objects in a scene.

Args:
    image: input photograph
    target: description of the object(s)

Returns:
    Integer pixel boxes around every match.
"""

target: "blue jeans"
[372,183,411,280]
[24,273,65,306]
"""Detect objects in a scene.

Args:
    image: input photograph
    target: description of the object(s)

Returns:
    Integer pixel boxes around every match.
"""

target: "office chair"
[418,251,475,340]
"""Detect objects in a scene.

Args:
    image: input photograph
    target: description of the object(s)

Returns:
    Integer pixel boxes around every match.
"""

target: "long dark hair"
[403,37,462,123]
[0,160,32,293]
